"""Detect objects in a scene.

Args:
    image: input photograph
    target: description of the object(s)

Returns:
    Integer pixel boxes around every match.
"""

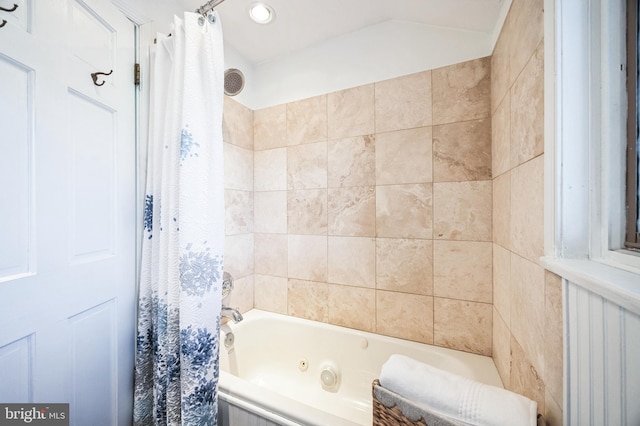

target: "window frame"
[543,0,640,283]
[626,0,640,249]
[544,4,640,424]
[597,0,640,271]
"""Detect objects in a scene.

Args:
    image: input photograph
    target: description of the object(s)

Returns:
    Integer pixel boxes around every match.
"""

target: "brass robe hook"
[91,70,113,86]
[0,3,18,12]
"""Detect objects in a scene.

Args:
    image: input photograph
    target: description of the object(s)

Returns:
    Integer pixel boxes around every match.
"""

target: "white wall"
[244,19,493,110]
[112,1,515,111]
[111,0,184,31]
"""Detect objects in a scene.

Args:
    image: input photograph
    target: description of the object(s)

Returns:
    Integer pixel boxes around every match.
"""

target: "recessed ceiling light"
[249,2,275,24]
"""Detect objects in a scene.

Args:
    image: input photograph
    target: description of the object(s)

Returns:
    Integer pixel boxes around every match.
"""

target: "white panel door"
[0,0,136,424]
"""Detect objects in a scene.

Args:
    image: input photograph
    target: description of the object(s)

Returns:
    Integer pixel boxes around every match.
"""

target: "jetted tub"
[217,309,503,426]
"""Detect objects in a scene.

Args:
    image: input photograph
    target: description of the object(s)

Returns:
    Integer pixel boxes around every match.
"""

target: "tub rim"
[217,308,503,425]
[219,370,360,426]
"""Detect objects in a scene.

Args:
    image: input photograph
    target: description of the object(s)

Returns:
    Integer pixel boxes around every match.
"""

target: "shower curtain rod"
[152,0,223,43]
[196,0,226,16]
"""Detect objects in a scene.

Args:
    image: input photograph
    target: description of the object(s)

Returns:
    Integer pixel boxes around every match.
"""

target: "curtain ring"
[198,15,205,26]
[91,70,113,86]
[207,13,215,23]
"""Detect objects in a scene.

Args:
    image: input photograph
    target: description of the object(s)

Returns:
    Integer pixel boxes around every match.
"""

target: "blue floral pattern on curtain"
[133,11,225,426]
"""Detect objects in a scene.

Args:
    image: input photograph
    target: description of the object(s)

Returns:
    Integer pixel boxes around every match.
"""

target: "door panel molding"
[0,334,35,402]
[0,53,35,282]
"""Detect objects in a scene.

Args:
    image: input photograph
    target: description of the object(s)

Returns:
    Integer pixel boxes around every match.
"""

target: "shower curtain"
[133,11,225,426]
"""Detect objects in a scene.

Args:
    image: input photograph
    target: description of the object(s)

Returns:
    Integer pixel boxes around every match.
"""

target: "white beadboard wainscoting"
[566,280,640,425]
[543,257,640,426]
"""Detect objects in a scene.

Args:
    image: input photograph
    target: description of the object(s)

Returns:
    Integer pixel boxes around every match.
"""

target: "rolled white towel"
[379,354,537,426]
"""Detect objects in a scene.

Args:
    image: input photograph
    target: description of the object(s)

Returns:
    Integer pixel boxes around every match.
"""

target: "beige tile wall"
[223,5,563,421]
[223,97,255,314]
[253,56,494,356]
[491,0,563,423]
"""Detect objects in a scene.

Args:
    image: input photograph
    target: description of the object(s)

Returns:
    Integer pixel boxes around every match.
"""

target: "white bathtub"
[217,309,503,426]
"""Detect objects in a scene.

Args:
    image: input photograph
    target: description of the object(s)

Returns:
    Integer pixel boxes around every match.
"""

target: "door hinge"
[134,63,140,86]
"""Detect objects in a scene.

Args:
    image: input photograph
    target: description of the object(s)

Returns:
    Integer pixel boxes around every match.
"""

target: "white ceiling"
[180,0,507,65]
